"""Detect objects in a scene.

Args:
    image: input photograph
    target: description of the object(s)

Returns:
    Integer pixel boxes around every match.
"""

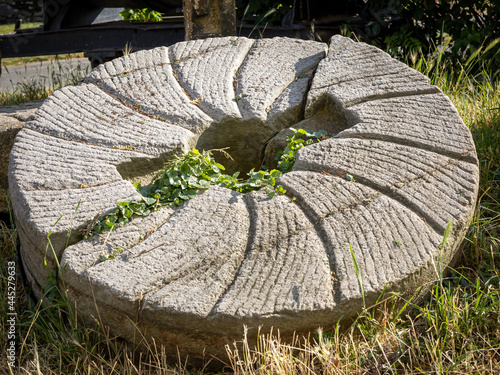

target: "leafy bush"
[120,8,162,22]
[363,0,500,70]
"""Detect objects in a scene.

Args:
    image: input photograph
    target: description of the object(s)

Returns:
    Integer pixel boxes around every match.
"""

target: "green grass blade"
[349,243,365,308]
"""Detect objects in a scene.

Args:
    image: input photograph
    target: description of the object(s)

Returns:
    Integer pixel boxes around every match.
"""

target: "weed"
[89,128,328,235]
[123,42,133,56]
[350,243,365,308]
[275,128,327,173]
[99,247,125,262]
[238,2,277,38]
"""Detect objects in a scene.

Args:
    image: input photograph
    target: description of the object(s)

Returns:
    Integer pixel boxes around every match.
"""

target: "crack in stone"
[233,40,256,119]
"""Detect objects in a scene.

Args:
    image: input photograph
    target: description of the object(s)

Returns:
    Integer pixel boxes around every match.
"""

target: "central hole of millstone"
[195,118,269,176]
[117,108,349,189]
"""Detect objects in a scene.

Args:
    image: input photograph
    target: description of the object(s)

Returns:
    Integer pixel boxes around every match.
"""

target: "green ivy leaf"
[143,197,157,205]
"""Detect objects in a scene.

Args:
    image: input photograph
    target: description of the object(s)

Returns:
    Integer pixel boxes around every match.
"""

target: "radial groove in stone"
[236,37,327,121]
[9,129,157,191]
[169,37,255,121]
[266,75,312,134]
[278,171,443,304]
[62,187,250,323]
[294,138,479,233]
[213,190,335,317]
[10,180,142,296]
[24,83,196,156]
[84,48,213,133]
[10,180,141,256]
[305,40,440,116]
[336,93,476,161]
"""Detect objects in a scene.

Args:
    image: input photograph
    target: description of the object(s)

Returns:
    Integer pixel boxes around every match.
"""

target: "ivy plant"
[276,128,328,173]
[87,128,328,236]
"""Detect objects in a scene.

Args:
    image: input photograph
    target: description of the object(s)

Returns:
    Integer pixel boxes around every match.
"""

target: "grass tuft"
[0,57,89,106]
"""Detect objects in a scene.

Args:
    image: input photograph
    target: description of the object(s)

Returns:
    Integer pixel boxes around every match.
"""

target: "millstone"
[9,36,479,361]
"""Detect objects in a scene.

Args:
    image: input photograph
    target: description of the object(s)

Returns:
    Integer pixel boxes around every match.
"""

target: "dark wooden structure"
[0,0,363,72]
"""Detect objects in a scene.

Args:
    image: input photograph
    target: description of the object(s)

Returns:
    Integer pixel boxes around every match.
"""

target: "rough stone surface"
[169,37,254,121]
[0,100,43,213]
[83,47,213,134]
[236,37,327,121]
[305,40,440,118]
[9,36,479,363]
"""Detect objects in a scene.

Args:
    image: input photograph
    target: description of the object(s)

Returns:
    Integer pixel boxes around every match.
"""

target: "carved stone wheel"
[9,36,479,360]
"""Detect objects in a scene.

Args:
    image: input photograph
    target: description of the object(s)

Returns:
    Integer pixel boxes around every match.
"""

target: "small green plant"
[275,128,328,173]
[89,128,328,235]
[120,8,162,22]
[99,247,125,262]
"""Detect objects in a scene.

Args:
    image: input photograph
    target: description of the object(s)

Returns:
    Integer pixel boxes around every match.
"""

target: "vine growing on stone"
[87,128,328,236]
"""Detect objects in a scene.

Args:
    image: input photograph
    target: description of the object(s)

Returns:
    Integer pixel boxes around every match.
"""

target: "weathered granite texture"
[0,100,43,213]
[9,36,479,362]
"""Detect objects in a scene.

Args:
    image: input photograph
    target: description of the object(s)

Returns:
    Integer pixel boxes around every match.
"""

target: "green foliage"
[349,243,365,308]
[91,148,226,234]
[363,0,500,73]
[120,8,162,22]
[99,247,125,262]
[275,128,327,173]
[90,128,327,235]
[383,24,426,57]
